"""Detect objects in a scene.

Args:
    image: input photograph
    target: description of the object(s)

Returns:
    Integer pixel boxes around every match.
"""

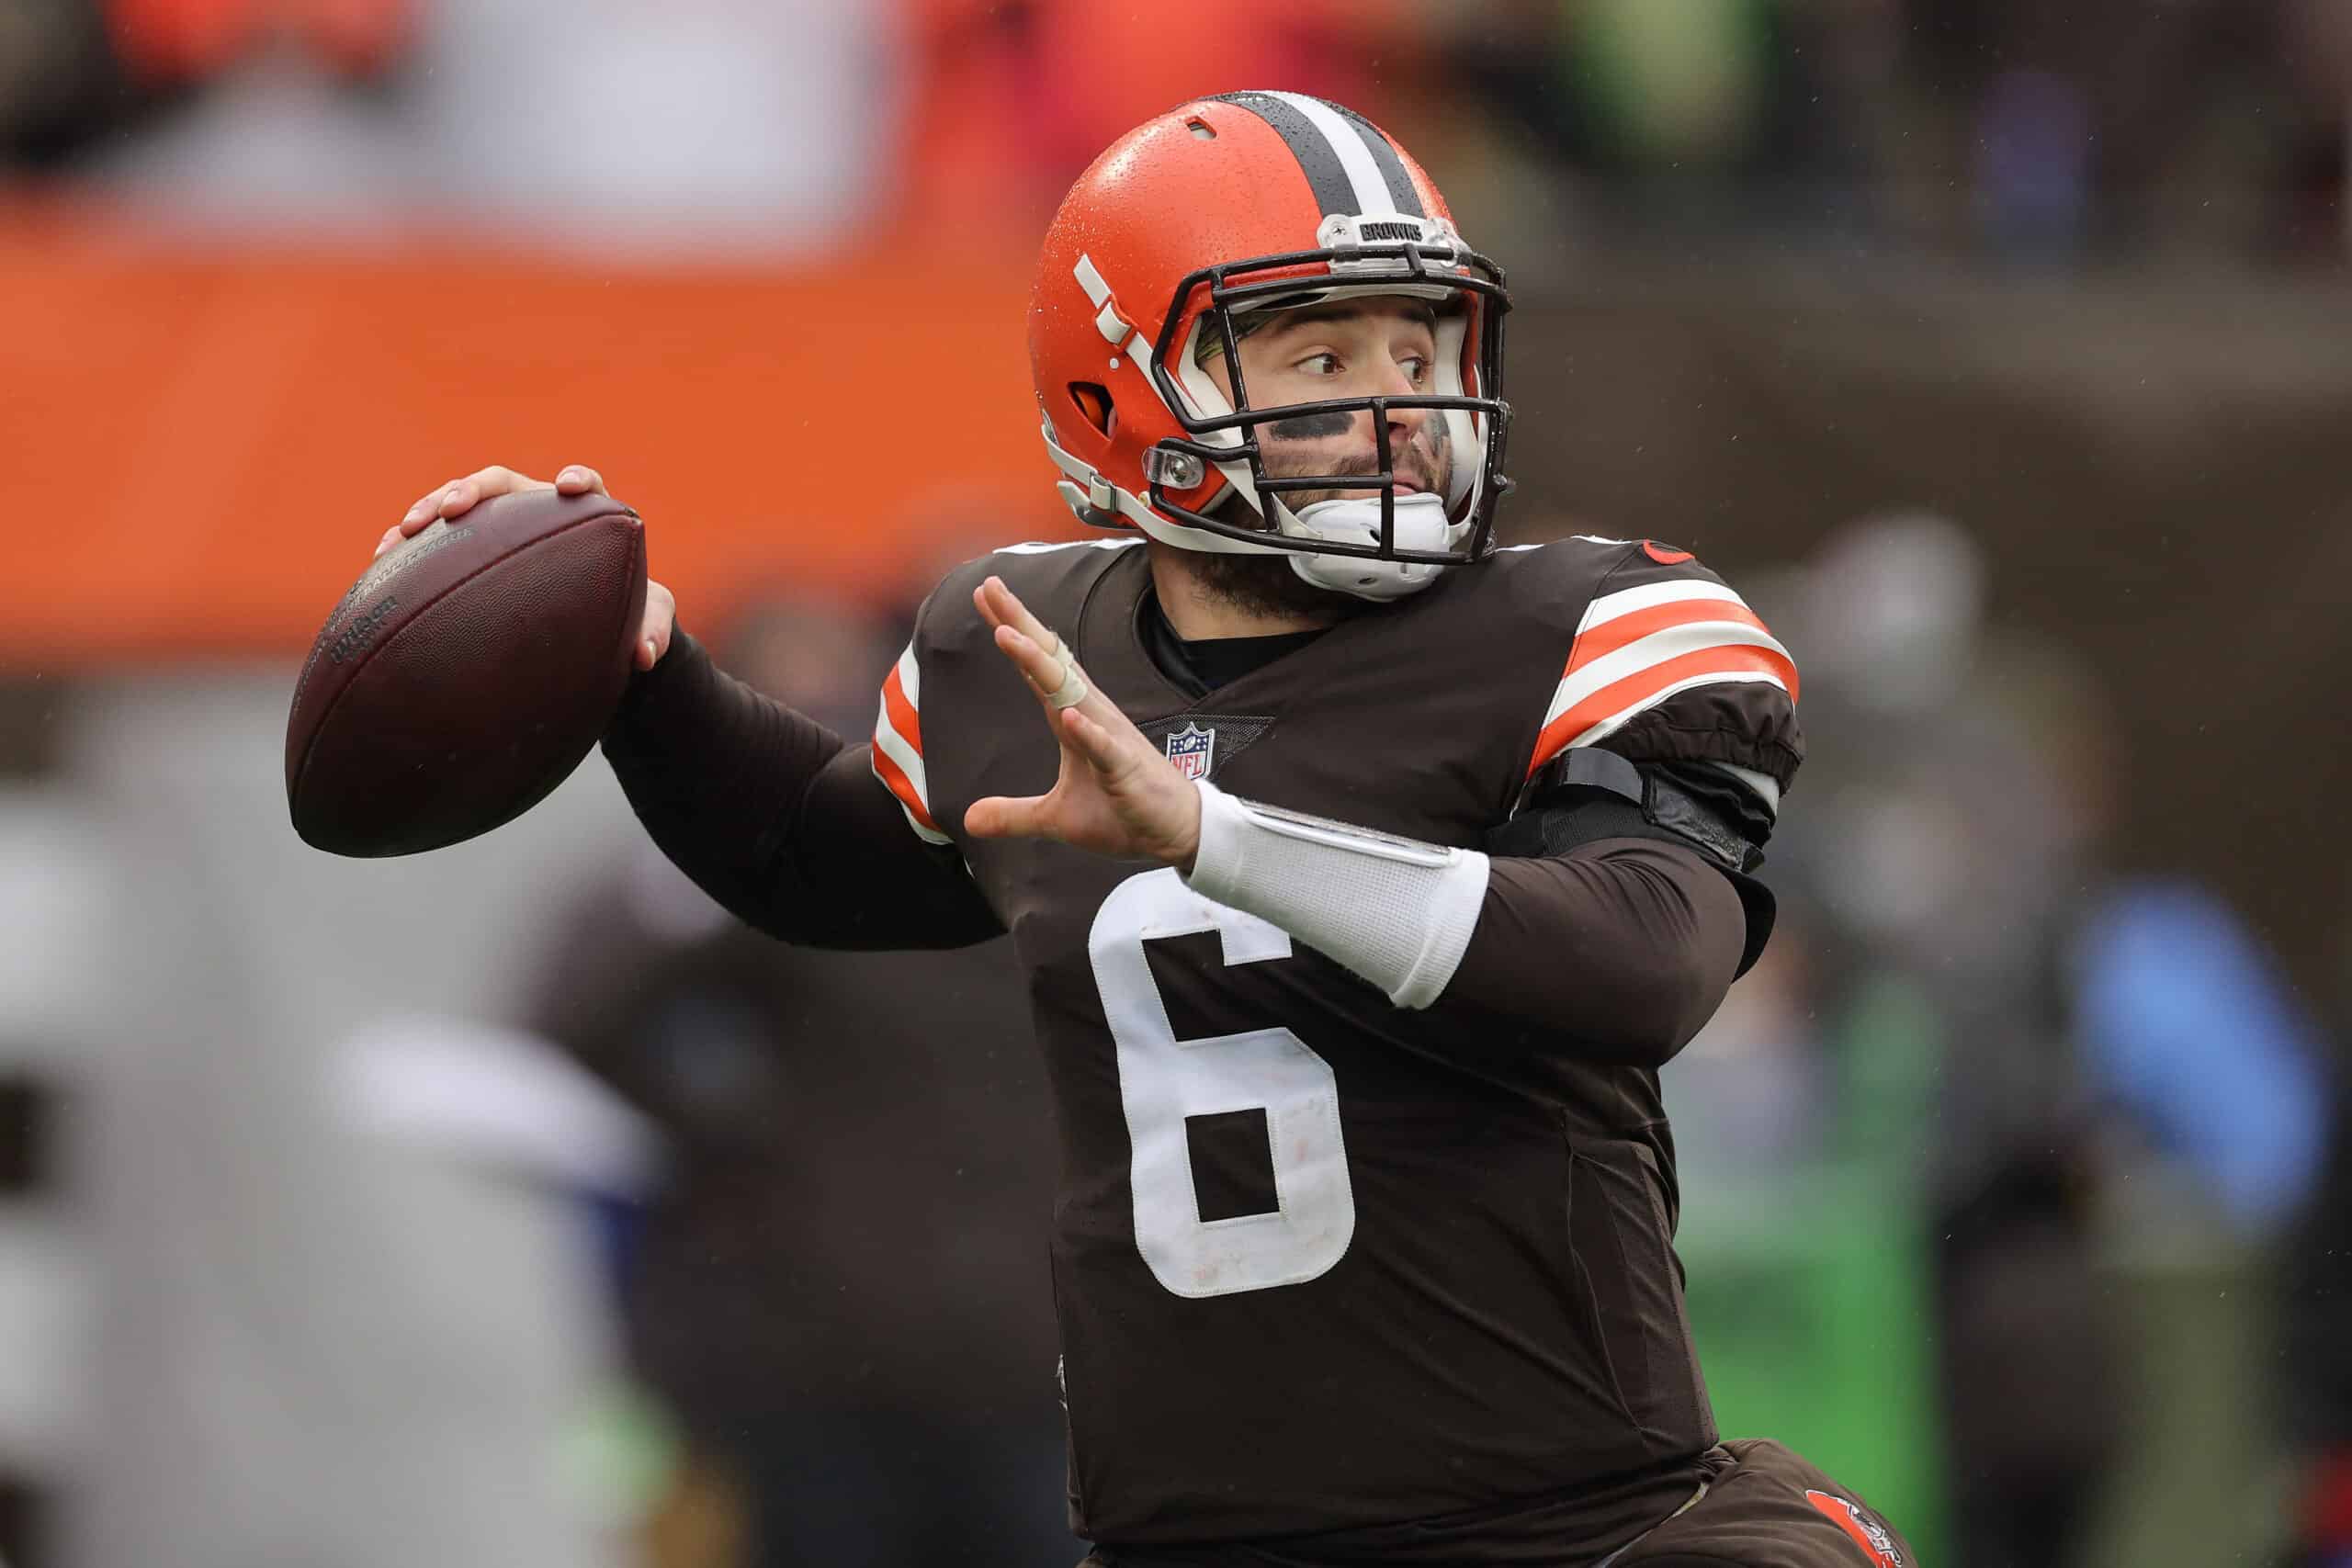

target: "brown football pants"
[1607,1438,1917,1568]
[1075,1438,1917,1568]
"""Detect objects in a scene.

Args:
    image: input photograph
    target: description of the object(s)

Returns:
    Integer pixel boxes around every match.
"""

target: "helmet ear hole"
[1068,382,1116,438]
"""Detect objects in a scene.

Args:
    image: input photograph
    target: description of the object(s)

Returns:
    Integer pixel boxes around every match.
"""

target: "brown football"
[286,488,647,856]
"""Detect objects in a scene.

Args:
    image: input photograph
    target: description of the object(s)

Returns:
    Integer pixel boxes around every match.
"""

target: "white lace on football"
[1182,781,1489,1010]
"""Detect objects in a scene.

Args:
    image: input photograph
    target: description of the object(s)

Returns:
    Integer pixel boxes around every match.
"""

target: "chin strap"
[1040,417,1464,602]
[1283,493,1461,601]
[1043,416,1266,554]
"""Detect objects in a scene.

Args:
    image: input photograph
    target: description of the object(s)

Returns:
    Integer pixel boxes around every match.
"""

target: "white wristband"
[1182,781,1490,1010]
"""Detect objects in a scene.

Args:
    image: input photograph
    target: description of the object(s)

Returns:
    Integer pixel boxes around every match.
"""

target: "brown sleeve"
[602,630,1003,950]
[1444,836,1747,1068]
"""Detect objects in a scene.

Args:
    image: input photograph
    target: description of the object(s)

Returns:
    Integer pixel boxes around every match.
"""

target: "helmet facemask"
[1139,220,1514,600]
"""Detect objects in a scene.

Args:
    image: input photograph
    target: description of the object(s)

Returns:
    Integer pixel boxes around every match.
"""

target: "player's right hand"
[375,463,677,670]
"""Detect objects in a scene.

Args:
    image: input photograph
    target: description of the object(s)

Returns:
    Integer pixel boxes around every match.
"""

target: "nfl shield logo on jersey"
[1165,724,1216,781]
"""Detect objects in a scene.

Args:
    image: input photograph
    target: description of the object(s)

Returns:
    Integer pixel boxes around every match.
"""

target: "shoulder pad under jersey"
[1496,536,1803,801]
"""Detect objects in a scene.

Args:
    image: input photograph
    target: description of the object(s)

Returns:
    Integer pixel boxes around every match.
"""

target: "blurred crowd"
[0,0,2346,268]
[1665,514,2345,1568]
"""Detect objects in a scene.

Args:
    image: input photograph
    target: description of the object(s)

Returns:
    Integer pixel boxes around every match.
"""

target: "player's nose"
[1373,368,1431,436]
[1369,354,1425,400]
[1383,402,1430,446]
[1383,408,1432,468]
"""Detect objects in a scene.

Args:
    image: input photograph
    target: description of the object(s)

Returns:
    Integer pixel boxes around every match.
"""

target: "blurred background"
[2,1,2348,1565]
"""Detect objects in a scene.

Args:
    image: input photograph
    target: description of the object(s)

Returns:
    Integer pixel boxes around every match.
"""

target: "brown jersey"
[866,536,1800,1550]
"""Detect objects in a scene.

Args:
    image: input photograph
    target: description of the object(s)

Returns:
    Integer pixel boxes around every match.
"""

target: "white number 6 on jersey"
[1089,868,1354,1299]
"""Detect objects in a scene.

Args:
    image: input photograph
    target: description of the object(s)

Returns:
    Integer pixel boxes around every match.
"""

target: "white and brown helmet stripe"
[1204,91,1428,219]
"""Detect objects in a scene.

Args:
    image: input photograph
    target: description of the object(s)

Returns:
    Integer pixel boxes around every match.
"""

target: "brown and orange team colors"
[582,89,1912,1568]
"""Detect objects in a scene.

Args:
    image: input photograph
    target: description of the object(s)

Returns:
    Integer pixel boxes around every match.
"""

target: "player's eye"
[1398,355,1431,385]
[1295,352,1342,377]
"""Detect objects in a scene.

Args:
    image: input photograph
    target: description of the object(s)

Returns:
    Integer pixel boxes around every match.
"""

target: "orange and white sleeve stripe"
[870,642,952,845]
[1527,579,1798,778]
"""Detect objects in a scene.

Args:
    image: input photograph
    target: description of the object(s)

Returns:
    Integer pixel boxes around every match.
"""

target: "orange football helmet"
[1029,91,1514,599]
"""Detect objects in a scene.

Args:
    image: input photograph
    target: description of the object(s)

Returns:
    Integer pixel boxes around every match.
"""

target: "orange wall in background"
[0,210,1075,667]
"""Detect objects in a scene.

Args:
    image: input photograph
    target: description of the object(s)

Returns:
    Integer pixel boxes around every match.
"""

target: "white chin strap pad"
[1038,407,1469,604]
[1283,492,1463,602]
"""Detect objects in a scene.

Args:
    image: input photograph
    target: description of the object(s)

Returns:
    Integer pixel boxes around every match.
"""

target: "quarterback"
[381,92,1913,1568]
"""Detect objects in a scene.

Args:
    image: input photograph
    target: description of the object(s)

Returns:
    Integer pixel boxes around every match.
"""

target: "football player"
[381,91,1913,1568]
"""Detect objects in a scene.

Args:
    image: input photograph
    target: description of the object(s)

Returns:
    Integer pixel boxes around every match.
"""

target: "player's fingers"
[972,578,1008,632]
[430,468,502,520]
[978,576,1057,649]
[984,581,1122,709]
[466,462,536,493]
[1059,706,1133,776]
[978,576,1064,649]
[995,624,1117,739]
[555,464,606,496]
[372,524,405,559]
[992,623,1068,699]
[963,792,1053,841]
[400,479,462,531]
[636,581,676,671]
[436,465,526,518]
[400,477,473,529]
[404,464,551,527]
[972,581,1028,649]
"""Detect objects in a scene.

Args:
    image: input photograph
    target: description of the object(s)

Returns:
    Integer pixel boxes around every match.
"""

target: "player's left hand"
[964,575,1202,869]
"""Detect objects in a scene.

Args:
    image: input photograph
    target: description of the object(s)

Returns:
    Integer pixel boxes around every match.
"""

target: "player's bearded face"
[1191,297,1457,615]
